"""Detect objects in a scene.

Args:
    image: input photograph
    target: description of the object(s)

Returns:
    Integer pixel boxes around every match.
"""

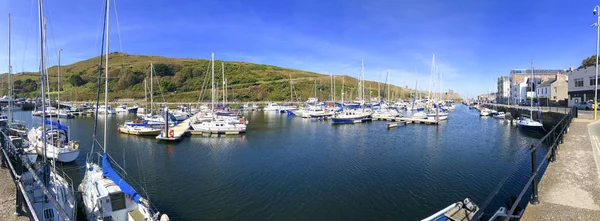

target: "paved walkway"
[0,166,28,221]
[521,112,600,220]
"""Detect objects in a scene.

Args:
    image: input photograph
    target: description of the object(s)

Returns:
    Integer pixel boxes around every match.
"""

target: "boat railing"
[471,107,575,221]
[52,161,78,219]
[1,130,72,221]
[95,152,159,212]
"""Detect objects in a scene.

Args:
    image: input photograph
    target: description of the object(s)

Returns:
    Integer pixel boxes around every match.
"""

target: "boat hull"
[118,127,162,136]
[517,123,544,131]
[331,116,371,124]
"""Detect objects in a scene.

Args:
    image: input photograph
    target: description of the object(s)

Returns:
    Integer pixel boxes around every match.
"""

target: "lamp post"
[593,6,600,120]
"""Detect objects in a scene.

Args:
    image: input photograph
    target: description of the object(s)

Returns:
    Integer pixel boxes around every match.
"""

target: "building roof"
[538,79,555,88]
[571,66,596,75]
[510,69,567,74]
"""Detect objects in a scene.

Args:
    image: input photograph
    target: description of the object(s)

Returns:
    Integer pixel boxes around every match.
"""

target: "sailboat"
[425,57,448,121]
[119,66,166,135]
[190,52,247,134]
[26,15,80,164]
[332,59,372,123]
[409,77,427,119]
[5,13,37,164]
[19,6,77,220]
[79,1,169,220]
[517,60,544,131]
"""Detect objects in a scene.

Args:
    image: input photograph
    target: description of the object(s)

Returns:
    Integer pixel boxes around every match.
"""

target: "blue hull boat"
[331,116,371,124]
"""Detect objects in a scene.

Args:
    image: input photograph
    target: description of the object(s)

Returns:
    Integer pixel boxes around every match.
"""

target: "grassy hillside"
[1,52,456,102]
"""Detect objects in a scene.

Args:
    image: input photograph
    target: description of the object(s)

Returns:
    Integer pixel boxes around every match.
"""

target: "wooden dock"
[397,117,439,125]
[156,118,190,141]
[373,116,402,121]
[189,130,242,135]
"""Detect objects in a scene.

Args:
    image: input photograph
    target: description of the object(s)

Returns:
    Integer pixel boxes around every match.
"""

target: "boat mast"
[7,13,12,122]
[211,51,215,112]
[333,75,336,103]
[330,74,333,103]
[144,78,148,113]
[412,78,418,110]
[104,0,110,153]
[289,73,293,103]
[341,77,344,104]
[377,71,380,102]
[58,49,62,120]
[530,60,534,118]
[387,69,390,103]
[314,79,317,101]
[222,61,225,106]
[361,59,364,103]
[150,63,153,115]
[37,0,48,189]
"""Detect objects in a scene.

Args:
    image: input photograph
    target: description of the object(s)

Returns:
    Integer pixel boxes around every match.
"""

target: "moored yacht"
[27,119,80,163]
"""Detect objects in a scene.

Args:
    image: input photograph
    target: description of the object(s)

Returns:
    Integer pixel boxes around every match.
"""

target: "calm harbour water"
[12,104,545,220]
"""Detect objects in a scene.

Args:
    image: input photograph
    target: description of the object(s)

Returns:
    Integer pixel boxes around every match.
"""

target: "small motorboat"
[493,112,506,119]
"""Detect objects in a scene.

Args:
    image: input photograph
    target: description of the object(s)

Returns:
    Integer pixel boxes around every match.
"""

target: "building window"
[575,78,584,87]
[591,76,598,86]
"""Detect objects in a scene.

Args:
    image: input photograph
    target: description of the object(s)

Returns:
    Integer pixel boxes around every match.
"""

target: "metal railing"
[0,130,73,221]
[471,107,574,220]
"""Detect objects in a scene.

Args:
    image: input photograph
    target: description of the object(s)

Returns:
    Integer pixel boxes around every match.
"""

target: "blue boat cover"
[45,119,68,130]
[126,121,148,127]
[344,104,362,109]
[102,153,142,204]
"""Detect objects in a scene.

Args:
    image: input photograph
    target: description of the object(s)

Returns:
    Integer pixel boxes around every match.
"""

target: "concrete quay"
[0,165,29,221]
[521,112,600,220]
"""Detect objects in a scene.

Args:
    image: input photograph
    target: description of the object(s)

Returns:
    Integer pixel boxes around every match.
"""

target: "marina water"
[11,104,545,220]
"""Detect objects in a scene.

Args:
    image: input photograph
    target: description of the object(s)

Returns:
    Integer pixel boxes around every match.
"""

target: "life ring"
[72,141,81,150]
[169,129,174,138]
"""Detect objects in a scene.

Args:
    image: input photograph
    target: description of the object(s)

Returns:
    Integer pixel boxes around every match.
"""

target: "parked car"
[519,100,532,106]
[574,102,594,110]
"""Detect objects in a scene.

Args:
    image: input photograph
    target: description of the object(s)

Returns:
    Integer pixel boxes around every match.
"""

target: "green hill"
[2,52,451,102]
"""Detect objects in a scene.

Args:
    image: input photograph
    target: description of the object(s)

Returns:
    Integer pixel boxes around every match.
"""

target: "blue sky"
[0,0,597,98]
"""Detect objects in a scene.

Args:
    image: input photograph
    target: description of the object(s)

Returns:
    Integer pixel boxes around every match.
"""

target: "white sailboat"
[19,7,77,220]
[6,14,37,164]
[190,52,247,134]
[332,59,372,123]
[26,15,80,164]
[80,2,169,220]
[517,60,544,131]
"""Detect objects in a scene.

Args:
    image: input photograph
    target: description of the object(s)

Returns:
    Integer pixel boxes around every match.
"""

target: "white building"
[537,82,550,99]
[511,77,541,104]
[568,66,598,106]
[496,76,510,103]
[511,80,528,104]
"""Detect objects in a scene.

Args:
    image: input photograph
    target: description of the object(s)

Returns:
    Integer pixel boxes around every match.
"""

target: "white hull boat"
[27,124,80,163]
